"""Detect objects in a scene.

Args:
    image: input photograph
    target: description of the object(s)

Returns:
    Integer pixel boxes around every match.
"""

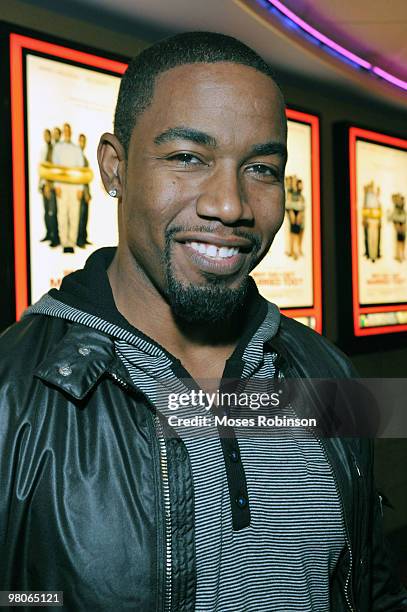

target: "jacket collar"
[34,323,130,401]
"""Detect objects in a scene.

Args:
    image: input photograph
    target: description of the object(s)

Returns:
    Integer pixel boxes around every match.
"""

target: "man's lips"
[173,232,253,251]
[173,233,256,277]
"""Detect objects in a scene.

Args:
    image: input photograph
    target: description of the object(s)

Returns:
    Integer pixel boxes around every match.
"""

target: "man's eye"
[168,153,203,167]
[247,164,278,178]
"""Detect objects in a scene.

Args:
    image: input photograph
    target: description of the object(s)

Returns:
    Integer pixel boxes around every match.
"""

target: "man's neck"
[107,250,249,381]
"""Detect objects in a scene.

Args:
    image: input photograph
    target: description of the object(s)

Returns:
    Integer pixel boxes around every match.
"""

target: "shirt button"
[236,495,248,509]
[230,450,240,463]
[78,346,91,356]
[58,365,72,376]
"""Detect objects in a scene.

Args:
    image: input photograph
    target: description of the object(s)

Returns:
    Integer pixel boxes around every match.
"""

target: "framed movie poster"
[251,109,322,332]
[10,33,127,319]
[349,127,407,336]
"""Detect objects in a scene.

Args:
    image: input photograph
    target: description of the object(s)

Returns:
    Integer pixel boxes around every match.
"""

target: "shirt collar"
[48,247,280,364]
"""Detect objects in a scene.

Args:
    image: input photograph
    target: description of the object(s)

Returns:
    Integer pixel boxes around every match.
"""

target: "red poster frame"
[10,33,127,320]
[349,127,407,337]
[281,108,322,333]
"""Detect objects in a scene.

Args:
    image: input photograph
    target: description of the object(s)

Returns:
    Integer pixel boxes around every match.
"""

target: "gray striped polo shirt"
[27,264,346,612]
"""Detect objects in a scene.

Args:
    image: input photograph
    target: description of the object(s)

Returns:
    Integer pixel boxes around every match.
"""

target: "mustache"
[165,225,261,251]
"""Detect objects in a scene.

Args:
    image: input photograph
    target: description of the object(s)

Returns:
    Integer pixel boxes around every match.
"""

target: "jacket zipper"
[109,372,172,612]
[278,371,355,612]
[317,437,355,612]
[154,414,172,612]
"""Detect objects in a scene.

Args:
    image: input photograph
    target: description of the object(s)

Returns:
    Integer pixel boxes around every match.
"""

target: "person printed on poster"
[38,128,59,247]
[285,175,305,260]
[388,193,406,263]
[38,124,94,255]
[52,123,84,254]
[77,133,92,248]
[284,175,294,256]
[362,181,382,263]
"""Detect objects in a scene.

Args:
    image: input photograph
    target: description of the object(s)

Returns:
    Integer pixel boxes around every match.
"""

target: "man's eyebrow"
[248,142,287,160]
[154,127,217,148]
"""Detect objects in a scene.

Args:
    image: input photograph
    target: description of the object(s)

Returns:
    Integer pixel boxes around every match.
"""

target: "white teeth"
[187,241,239,258]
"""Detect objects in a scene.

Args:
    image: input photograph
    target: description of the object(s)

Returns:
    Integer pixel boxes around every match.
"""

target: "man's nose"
[195,167,254,225]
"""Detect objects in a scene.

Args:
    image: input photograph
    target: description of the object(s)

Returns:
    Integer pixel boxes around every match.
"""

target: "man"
[388,193,406,262]
[52,123,85,253]
[287,177,305,260]
[362,181,382,263]
[0,32,406,611]
[38,128,59,246]
[76,133,92,248]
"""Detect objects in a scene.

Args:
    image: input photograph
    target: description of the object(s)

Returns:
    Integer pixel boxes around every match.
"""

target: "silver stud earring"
[108,188,118,198]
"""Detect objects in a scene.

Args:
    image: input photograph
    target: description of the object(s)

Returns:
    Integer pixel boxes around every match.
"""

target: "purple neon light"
[372,66,407,91]
[265,0,371,69]
[264,0,407,91]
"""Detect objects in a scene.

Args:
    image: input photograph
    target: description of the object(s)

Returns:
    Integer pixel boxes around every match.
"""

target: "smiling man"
[101,53,287,386]
[0,32,406,612]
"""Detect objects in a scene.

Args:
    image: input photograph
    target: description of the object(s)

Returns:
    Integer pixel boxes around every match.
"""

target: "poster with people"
[251,113,321,330]
[352,131,407,334]
[25,53,122,304]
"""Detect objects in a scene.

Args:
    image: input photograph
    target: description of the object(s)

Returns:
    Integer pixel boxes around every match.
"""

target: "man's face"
[44,129,51,144]
[53,127,61,142]
[79,134,86,150]
[120,63,287,322]
[63,124,72,142]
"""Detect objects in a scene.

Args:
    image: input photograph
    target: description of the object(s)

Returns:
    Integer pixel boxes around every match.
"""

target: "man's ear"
[97,133,126,198]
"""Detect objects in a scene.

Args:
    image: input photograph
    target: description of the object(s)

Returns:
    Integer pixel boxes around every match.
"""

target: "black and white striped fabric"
[27,293,346,611]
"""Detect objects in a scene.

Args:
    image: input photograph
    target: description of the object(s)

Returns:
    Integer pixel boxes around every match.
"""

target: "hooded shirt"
[26,247,346,611]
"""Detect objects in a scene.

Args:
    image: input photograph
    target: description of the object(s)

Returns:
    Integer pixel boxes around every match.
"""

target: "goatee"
[163,226,260,324]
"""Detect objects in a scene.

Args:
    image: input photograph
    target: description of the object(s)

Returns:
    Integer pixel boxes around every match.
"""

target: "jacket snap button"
[78,346,91,356]
[58,365,72,377]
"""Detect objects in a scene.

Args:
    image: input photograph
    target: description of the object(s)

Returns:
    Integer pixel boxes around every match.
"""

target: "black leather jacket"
[0,309,406,611]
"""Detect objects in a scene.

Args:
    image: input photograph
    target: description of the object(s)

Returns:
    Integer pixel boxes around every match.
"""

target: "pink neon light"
[372,66,407,91]
[265,0,371,69]
[264,0,407,91]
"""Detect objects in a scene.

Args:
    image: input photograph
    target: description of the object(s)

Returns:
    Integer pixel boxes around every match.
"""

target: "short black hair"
[114,31,282,155]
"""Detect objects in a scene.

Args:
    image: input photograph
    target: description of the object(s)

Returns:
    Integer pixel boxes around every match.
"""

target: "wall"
[279,72,407,370]
[277,74,407,552]
[0,0,147,57]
